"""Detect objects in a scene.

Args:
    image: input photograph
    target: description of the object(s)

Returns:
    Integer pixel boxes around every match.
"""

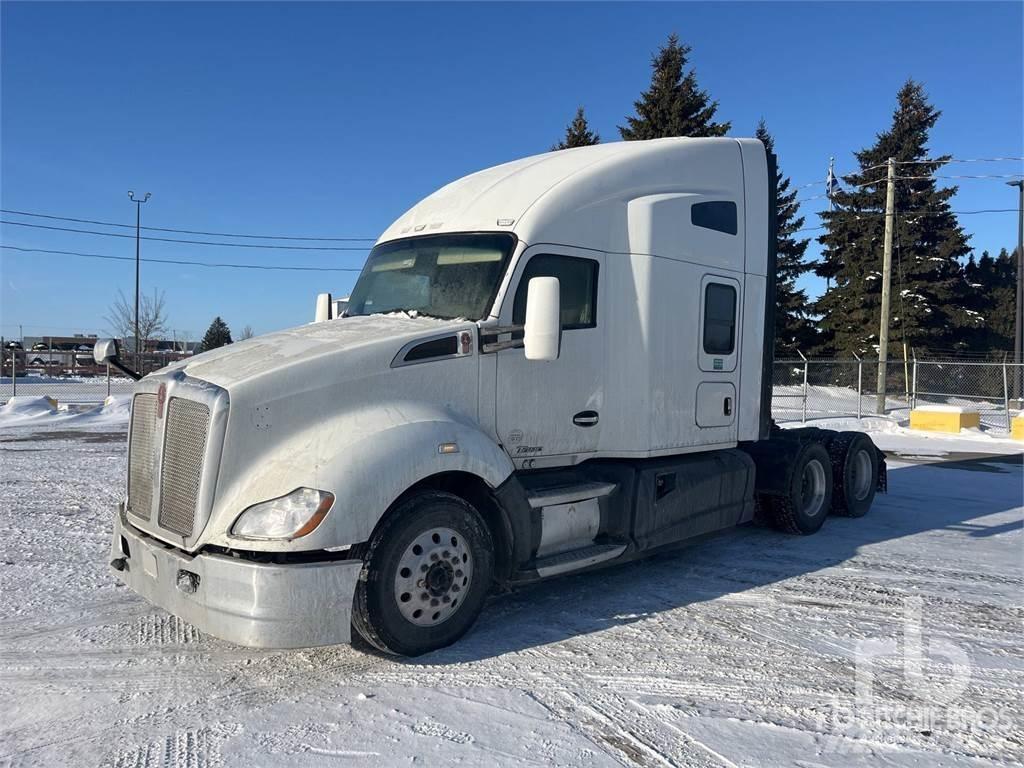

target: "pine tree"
[199,317,233,352]
[814,80,973,356]
[619,34,730,140]
[990,248,1020,350]
[756,120,815,355]
[965,248,1018,352]
[552,107,600,150]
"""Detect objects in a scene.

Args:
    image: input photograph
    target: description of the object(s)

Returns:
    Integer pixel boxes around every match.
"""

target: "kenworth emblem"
[156,383,167,419]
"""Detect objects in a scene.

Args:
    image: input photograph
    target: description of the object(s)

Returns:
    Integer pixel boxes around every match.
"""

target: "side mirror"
[93,338,120,365]
[92,337,142,381]
[315,292,333,322]
[523,276,561,361]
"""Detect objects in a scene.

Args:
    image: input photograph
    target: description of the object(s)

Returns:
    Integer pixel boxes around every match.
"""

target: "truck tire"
[352,490,494,656]
[828,432,879,517]
[767,441,833,535]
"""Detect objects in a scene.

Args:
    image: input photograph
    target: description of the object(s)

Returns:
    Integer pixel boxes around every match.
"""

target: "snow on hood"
[164,314,464,389]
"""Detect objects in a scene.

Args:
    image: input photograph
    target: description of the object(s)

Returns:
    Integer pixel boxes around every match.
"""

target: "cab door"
[494,246,604,463]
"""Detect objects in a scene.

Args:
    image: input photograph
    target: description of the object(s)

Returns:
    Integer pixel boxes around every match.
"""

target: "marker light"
[230,488,334,541]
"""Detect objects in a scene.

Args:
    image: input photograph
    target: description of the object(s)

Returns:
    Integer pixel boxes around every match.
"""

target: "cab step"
[534,542,627,577]
[525,481,617,509]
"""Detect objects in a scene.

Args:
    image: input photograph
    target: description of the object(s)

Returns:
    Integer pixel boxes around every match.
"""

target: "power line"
[780,192,830,211]
[0,245,363,272]
[857,157,1024,175]
[792,207,1018,234]
[0,220,372,251]
[893,156,1024,166]
[0,208,376,242]
[900,173,1024,181]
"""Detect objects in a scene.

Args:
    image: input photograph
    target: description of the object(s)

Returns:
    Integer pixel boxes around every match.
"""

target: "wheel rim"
[851,448,873,501]
[801,459,827,518]
[393,526,472,627]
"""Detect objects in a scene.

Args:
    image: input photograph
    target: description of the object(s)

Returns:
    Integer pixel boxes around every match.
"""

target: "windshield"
[346,233,516,320]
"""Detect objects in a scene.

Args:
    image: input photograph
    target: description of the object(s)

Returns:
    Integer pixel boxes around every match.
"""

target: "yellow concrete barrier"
[909,406,981,434]
[1012,414,1024,441]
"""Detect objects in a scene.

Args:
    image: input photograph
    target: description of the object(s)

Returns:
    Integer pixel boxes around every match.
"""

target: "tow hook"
[110,557,129,572]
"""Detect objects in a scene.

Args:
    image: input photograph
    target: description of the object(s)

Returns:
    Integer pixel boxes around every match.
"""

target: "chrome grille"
[127,394,158,520]
[157,397,211,536]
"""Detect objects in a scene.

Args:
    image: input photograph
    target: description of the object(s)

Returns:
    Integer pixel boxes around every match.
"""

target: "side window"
[691,201,738,235]
[703,283,737,355]
[512,254,599,330]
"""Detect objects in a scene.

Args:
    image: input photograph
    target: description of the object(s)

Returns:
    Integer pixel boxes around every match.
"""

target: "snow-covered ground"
[1,419,1021,766]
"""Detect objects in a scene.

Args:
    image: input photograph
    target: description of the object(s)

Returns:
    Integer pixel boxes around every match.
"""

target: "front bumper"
[111,508,362,649]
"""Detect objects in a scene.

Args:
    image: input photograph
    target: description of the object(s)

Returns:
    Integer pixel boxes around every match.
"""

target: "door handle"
[573,410,599,427]
[723,397,732,416]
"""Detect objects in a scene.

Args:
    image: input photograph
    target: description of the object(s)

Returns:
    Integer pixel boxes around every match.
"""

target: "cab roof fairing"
[374,138,765,256]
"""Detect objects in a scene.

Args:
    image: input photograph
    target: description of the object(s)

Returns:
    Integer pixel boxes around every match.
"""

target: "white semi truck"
[100,137,886,656]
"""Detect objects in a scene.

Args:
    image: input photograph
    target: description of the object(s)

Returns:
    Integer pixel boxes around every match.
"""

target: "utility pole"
[1009,179,1023,406]
[128,191,151,373]
[825,156,837,293]
[876,157,896,415]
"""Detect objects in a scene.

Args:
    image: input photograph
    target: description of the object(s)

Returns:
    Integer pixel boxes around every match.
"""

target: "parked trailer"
[102,138,885,656]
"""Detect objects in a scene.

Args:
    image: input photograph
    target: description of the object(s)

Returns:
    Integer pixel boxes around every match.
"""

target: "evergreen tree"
[756,120,815,355]
[965,248,1018,352]
[814,80,973,356]
[199,316,233,352]
[619,34,730,140]
[552,107,601,150]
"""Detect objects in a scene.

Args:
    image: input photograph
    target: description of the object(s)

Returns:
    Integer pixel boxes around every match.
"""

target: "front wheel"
[352,490,494,656]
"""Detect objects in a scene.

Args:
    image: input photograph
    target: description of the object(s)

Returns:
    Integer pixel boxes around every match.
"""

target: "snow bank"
[0,394,131,428]
[912,404,973,413]
[0,395,58,423]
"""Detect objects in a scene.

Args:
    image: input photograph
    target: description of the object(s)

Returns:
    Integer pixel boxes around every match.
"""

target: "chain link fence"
[0,344,188,407]
[3,342,1022,435]
[0,366,137,406]
[772,356,1024,434]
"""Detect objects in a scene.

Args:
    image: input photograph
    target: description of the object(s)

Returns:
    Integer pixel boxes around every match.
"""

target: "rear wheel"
[352,490,494,656]
[767,441,833,535]
[829,432,879,517]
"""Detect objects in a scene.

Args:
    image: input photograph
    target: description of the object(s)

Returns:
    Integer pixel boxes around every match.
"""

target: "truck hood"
[161,314,464,390]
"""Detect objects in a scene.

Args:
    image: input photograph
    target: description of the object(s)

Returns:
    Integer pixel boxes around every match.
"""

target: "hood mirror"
[93,338,120,365]
[93,338,142,381]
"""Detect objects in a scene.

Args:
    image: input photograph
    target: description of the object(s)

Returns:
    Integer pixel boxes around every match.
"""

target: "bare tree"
[104,290,135,351]
[105,288,169,370]
[239,325,255,340]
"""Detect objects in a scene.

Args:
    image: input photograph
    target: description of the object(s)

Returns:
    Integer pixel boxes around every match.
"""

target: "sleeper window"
[691,201,738,235]
[703,283,737,355]
[512,255,598,329]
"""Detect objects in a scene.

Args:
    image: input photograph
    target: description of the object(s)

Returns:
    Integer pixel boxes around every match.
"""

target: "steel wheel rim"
[393,526,472,627]
[801,459,827,518]
[851,449,873,501]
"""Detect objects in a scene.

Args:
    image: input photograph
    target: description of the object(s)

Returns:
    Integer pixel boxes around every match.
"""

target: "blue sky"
[2,1,1021,341]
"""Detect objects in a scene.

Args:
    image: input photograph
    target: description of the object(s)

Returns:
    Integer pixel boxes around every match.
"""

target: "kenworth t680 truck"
[101,138,885,656]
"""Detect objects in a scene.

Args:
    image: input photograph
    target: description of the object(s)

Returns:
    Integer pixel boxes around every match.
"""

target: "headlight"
[230,487,334,541]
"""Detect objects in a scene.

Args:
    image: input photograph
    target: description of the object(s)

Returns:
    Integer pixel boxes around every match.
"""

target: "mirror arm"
[109,357,143,381]
[481,338,524,354]
[479,324,525,354]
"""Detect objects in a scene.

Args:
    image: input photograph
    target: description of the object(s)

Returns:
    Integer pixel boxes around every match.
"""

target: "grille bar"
[158,397,211,536]
[127,394,158,520]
